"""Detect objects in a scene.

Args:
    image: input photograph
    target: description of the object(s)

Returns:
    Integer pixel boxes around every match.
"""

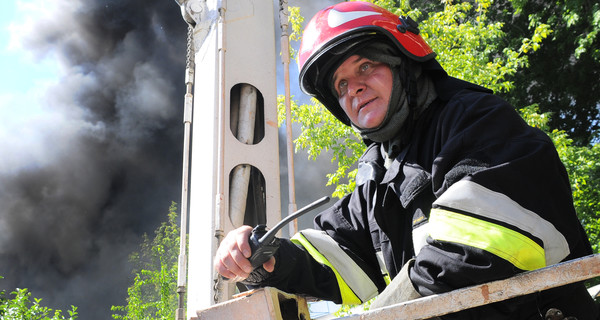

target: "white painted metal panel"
[186,0,280,318]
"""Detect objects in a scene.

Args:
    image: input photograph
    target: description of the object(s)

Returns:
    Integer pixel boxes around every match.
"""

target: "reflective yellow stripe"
[292,233,362,305]
[383,274,391,286]
[429,208,546,271]
[432,180,569,265]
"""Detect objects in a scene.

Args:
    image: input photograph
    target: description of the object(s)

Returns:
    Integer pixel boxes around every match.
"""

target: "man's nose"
[347,78,366,96]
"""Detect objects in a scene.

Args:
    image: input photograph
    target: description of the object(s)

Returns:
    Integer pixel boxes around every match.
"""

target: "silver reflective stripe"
[298,229,379,302]
[412,222,429,256]
[433,180,570,265]
[375,251,389,278]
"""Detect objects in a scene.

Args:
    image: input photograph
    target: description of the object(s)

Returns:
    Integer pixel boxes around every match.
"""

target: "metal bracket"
[174,0,207,26]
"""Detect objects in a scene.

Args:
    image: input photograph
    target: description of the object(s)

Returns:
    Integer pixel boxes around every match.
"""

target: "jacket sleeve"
[409,90,595,318]
[255,168,388,305]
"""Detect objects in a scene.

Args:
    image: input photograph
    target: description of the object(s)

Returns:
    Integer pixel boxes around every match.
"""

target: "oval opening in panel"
[230,83,265,145]
[229,164,266,228]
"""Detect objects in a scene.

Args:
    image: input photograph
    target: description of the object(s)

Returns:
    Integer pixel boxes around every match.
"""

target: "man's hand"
[214,225,276,281]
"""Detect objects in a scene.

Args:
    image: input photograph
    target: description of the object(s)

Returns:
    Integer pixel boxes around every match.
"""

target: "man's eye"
[360,63,371,72]
[338,80,348,92]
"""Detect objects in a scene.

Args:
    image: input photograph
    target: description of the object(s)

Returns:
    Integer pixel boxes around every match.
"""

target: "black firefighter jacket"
[254,75,599,319]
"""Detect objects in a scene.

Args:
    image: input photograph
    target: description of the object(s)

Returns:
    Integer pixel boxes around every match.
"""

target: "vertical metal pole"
[213,0,227,304]
[279,0,298,236]
[176,24,195,320]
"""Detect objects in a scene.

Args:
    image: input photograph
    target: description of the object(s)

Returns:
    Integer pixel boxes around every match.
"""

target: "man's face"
[332,55,393,129]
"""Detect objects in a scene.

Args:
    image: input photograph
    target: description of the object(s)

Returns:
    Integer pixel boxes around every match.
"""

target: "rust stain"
[266,120,277,128]
[481,284,490,303]
[233,288,259,299]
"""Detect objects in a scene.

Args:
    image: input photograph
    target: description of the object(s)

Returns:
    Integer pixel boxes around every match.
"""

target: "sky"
[0,0,337,318]
[0,1,58,174]
[0,1,57,96]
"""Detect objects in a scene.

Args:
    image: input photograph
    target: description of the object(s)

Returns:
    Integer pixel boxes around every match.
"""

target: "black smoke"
[0,0,187,318]
[0,0,345,318]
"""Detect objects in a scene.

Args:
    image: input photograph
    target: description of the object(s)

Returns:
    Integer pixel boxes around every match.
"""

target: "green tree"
[0,278,78,320]
[409,0,600,145]
[111,202,181,320]
[495,0,600,145]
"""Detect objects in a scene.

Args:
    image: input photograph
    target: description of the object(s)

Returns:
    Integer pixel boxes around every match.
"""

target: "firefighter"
[214,2,599,319]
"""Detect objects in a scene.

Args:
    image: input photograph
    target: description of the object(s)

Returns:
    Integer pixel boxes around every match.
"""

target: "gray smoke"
[0,0,186,317]
[0,0,341,318]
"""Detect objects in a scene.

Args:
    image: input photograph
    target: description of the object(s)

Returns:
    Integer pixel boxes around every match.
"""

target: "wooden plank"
[341,254,600,320]
[196,287,310,320]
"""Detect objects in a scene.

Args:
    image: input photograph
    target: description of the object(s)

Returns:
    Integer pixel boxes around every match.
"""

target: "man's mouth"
[358,98,376,112]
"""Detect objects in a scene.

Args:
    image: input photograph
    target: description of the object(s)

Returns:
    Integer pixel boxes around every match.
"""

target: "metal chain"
[213,272,222,303]
[186,24,195,71]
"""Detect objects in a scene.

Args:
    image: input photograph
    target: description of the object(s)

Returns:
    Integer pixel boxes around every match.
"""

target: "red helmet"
[298,1,436,125]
